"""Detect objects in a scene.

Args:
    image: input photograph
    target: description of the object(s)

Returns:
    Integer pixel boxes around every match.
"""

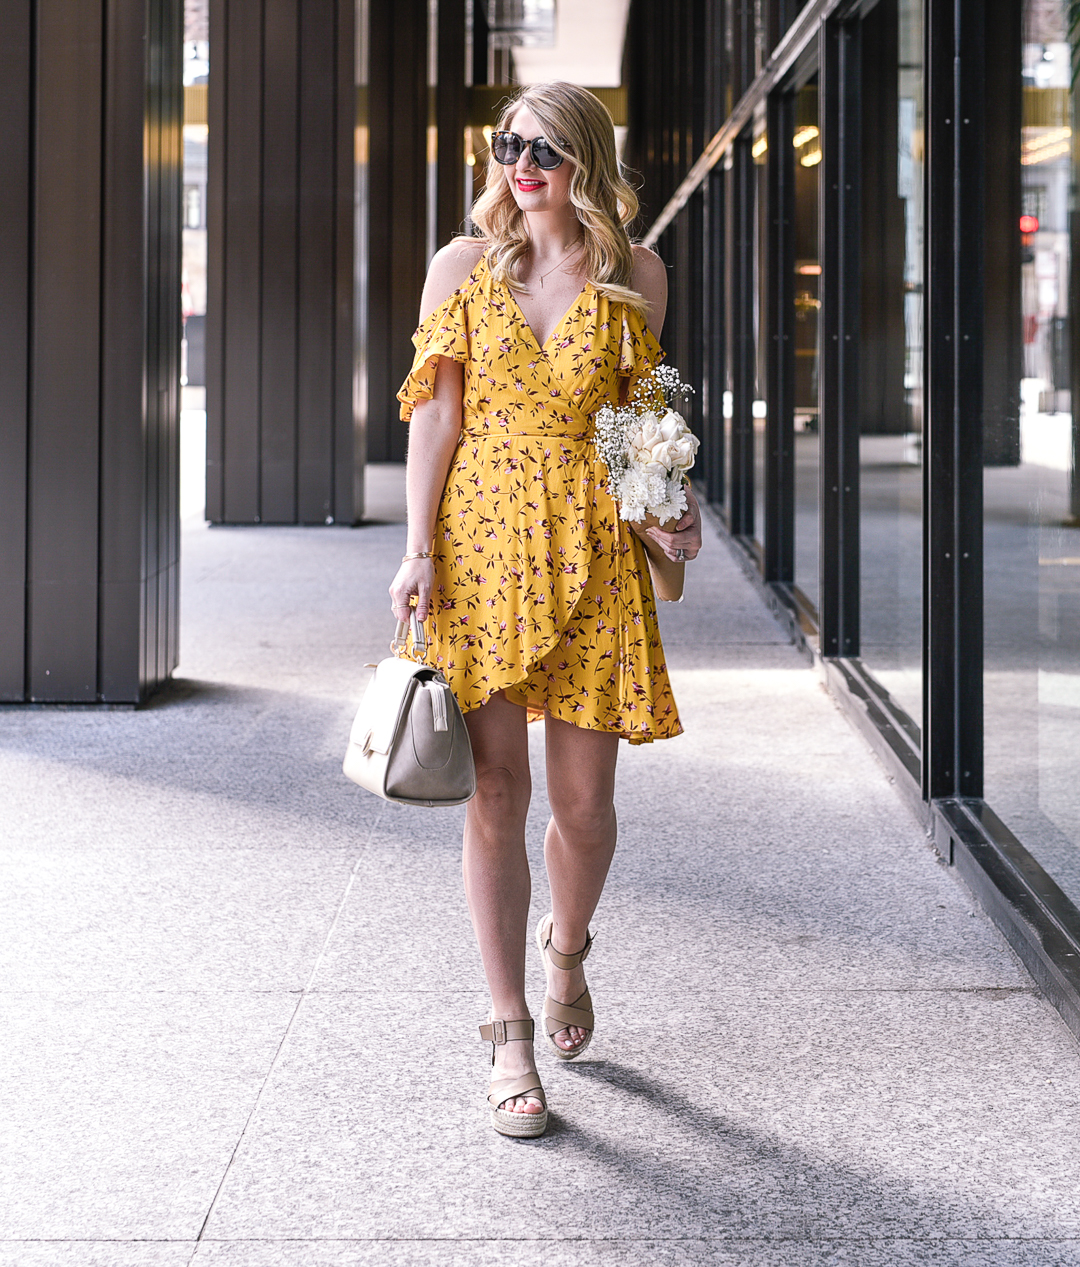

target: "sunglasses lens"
[531,139,563,170]
[492,134,521,164]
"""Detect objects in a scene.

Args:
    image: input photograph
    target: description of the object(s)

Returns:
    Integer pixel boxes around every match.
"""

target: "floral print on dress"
[396,251,682,744]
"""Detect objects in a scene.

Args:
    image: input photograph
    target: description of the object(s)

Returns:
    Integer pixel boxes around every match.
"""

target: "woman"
[391,81,702,1138]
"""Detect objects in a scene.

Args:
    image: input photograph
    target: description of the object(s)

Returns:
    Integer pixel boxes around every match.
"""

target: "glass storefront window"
[753,118,769,554]
[856,0,924,724]
[793,79,821,610]
[984,0,1080,901]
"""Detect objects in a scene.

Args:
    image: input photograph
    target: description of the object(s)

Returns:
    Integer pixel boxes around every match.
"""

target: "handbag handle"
[391,611,427,656]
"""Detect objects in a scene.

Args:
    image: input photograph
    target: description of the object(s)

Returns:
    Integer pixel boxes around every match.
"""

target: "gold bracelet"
[402,551,433,561]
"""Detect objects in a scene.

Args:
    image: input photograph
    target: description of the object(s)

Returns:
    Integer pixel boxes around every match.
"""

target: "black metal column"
[923,0,985,799]
[818,16,861,658]
[362,0,435,465]
[727,133,756,537]
[0,0,182,704]
[207,0,358,522]
[765,90,795,583]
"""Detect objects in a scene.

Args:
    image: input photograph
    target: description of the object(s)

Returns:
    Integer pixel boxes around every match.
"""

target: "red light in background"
[1020,215,1040,234]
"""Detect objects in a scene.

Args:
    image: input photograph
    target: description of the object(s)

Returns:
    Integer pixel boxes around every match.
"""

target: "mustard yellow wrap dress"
[396,251,682,744]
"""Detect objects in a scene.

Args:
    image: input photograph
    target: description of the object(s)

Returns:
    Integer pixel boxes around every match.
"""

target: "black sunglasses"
[490,131,566,171]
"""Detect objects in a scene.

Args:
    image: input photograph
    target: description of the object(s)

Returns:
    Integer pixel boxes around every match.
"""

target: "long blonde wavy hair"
[470,82,647,313]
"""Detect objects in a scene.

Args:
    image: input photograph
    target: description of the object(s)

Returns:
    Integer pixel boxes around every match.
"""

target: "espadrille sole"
[490,1106,549,1138]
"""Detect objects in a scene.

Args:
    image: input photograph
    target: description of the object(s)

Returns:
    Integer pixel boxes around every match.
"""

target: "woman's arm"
[389,241,484,625]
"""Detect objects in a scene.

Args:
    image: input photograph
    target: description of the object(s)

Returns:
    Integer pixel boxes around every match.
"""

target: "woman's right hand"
[389,558,435,625]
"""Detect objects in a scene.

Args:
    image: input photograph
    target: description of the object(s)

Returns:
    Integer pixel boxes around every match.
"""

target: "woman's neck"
[523,210,583,259]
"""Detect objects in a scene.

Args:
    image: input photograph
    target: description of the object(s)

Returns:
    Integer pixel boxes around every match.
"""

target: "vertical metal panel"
[206,0,227,521]
[0,1,31,700]
[365,0,429,464]
[858,1,907,438]
[701,167,726,506]
[727,134,756,536]
[765,90,795,583]
[100,0,152,701]
[436,0,467,245]
[818,17,860,657]
[28,0,104,700]
[923,0,984,799]
[260,0,300,521]
[297,0,339,522]
[221,0,264,521]
[982,0,1021,468]
[336,0,362,523]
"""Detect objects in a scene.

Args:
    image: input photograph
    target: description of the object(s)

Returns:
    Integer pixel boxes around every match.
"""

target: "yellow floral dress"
[396,251,682,744]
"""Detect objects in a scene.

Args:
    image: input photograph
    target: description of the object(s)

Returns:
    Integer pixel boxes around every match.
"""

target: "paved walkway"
[3,467,1080,1266]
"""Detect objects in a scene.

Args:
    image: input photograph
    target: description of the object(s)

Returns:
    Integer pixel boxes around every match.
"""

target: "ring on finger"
[675,548,687,562]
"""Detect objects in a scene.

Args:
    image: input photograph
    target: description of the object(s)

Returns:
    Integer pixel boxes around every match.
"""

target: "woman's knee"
[549,788,616,844]
[472,761,532,824]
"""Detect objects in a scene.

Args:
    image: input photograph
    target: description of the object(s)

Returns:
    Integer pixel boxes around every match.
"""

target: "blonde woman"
[392,82,702,1138]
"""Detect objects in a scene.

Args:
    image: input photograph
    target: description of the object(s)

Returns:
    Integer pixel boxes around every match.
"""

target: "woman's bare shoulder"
[631,244,668,335]
[631,244,667,296]
[419,237,488,321]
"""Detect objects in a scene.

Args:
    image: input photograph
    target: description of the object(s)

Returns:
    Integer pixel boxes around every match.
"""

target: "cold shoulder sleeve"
[396,288,470,423]
[618,307,664,394]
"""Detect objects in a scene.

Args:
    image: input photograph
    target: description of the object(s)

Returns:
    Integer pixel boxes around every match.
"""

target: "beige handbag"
[343,616,476,807]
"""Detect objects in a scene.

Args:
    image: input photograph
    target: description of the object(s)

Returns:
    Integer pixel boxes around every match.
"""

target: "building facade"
[626,0,1080,1035]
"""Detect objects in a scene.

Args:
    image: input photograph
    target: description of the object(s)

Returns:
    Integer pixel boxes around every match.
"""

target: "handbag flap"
[350,655,435,756]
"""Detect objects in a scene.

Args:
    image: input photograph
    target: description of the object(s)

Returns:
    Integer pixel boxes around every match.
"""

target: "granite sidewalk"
[2,466,1080,1266]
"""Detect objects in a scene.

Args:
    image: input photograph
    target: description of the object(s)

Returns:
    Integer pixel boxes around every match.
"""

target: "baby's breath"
[592,367,698,524]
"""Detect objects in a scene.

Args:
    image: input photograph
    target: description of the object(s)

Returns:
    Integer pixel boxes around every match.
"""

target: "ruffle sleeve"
[618,307,665,395]
[396,288,470,423]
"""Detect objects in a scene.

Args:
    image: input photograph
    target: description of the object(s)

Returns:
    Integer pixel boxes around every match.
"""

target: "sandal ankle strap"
[540,923,593,971]
[479,1017,535,1045]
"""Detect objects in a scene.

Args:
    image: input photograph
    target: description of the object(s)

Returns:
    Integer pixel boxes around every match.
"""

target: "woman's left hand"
[643,486,704,562]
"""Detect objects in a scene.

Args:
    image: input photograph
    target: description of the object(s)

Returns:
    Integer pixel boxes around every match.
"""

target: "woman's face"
[501,106,574,214]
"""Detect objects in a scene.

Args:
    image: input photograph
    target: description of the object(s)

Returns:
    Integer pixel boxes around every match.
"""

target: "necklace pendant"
[539,275,544,288]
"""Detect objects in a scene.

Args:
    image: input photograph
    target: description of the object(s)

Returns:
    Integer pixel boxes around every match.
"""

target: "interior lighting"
[482,125,493,143]
[1021,125,1071,164]
[796,263,822,275]
[800,148,822,167]
[466,153,477,167]
[751,135,768,158]
[1019,214,1040,234]
[792,125,819,148]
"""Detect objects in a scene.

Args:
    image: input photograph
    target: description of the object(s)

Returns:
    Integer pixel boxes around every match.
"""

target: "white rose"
[649,438,682,469]
[657,409,686,441]
[668,431,700,471]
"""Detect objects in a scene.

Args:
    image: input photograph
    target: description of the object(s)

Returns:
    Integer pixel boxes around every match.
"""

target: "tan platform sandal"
[478,1017,548,1138]
[535,911,595,1060]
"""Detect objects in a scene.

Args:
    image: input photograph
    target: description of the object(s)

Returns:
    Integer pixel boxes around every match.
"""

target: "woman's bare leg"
[462,691,542,1115]
[542,714,620,1053]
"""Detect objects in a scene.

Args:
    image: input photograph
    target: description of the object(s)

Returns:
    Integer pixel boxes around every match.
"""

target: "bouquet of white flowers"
[592,365,699,528]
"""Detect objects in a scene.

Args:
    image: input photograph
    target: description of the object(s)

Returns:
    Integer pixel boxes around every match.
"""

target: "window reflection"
[793,79,821,609]
[753,119,768,554]
[857,0,924,723]
[984,0,1080,900]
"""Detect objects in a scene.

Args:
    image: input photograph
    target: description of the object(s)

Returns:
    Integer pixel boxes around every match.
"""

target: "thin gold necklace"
[533,237,583,288]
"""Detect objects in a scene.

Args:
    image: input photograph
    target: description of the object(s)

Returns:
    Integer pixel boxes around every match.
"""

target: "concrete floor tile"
[0,848,357,991]
[0,992,296,1239]
[188,1241,1080,1267]
[199,990,1080,1244]
[0,1246,194,1267]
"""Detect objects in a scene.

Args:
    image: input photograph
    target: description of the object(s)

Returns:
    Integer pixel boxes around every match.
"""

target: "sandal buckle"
[491,1019,507,1045]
